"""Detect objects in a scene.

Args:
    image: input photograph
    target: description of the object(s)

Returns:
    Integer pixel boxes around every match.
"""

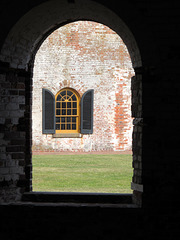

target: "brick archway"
[0,0,142,69]
[0,0,143,205]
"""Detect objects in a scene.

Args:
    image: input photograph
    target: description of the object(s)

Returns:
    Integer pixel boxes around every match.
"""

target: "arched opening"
[32,20,134,193]
[0,0,143,205]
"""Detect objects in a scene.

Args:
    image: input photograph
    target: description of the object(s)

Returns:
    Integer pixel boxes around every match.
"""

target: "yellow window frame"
[55,88,80,134]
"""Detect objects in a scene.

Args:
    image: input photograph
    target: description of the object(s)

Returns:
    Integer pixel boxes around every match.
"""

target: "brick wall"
[32,21,134,152]
[0,65,32,201]
[1,0,180,237]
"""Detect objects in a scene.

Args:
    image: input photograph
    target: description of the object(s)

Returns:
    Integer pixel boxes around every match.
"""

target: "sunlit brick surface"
[32,21,134,152]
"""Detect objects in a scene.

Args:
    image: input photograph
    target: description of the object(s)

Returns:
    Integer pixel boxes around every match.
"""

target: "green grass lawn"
[32,154,133,193]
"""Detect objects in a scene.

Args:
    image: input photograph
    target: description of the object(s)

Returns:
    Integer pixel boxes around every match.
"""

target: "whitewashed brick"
[32,21,134,152]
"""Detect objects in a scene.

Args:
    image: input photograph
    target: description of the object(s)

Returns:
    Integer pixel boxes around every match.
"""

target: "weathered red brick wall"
[32,21,134,152]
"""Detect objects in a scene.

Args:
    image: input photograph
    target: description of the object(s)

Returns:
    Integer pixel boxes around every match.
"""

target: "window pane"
[67,109,71,115]
[61,124,65,130]
[56,109,60,115]
[72,124,76,130]
[56,124,60,130]
[62,102,66,108]
[67,117,71,122]
[56,117,60,123]
[72,95,77,101]
[57,94,61,101]
[67,124,71,130]
[73,102,77,108]
[61,91,66,96]
[61,117,65,123]
[67,102,71,108]
[73,109,77,115]
[62,109,66,115]
[72,117,76,123]
[67,91,72,97]
[56,102,60,108]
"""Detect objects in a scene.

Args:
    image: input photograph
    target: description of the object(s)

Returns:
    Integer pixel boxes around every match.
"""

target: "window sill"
[53,133,82,138]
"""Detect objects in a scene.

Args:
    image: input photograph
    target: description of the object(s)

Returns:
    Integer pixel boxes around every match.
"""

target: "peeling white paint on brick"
[32,21,134,152]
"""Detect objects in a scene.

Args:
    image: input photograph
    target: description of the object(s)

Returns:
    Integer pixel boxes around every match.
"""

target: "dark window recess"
[67,91,72,96]
[56,102,60,108]
[73,109,77,115]
[72,95,76,101]
[81,89,94,134]
[57,95,61,101]
[42,89,55,134]
[56,124,60,130]
[61,91,66,97]
[72,117,76,123]
[56,117,60,122]
[56,109,60,115]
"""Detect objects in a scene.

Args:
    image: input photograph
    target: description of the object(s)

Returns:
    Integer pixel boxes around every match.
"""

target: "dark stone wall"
[0,203,179,240]
[0,0,180,239]
[0,64,32,200]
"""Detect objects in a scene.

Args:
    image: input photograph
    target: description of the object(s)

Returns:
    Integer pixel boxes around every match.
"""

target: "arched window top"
[56,88,79,102]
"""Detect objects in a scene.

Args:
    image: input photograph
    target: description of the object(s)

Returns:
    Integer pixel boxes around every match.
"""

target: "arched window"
[42,88,94,136]
[55,88,80,133]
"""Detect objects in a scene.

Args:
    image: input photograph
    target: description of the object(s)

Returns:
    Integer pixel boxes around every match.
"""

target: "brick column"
[131,68,143,206]
[0,62,32,202]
